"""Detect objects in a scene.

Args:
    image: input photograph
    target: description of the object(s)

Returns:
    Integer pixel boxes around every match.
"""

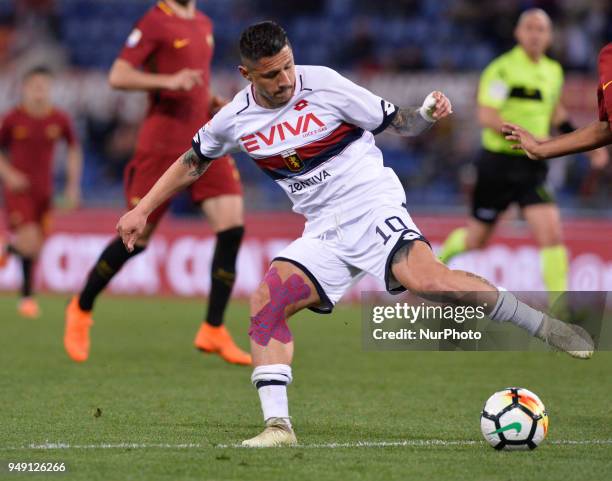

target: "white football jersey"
[192,65,405,235]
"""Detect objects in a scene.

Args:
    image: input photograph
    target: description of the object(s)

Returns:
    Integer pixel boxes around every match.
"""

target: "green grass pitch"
[0,294,610,480]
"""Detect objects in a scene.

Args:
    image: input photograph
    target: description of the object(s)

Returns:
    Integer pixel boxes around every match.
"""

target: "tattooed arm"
[387,106,435,137]
[386,91,453,137]
[182,147,213,177]
[116,148,213,251]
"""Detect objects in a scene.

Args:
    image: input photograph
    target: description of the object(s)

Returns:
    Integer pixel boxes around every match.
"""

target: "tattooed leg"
[389,241,569,343]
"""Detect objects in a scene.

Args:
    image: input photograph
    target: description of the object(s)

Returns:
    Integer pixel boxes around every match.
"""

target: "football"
[480,387,549,450]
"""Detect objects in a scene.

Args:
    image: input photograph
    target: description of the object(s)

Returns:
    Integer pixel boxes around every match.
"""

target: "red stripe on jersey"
[251,122,359,170]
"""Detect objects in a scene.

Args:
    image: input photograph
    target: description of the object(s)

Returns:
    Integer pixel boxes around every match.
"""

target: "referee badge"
[281,149,304,172]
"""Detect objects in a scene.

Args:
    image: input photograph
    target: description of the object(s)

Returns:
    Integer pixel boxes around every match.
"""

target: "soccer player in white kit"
[117,22,594,447]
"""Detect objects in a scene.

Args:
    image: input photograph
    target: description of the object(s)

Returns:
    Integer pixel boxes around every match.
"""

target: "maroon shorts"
[124,151,242,225]
[4,191,52,232]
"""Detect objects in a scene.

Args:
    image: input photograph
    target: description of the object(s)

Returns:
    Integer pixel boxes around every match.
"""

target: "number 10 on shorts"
[375,216,421,245]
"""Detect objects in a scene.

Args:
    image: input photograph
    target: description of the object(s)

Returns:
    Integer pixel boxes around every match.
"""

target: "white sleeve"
[191,108,238,160]
[324,68,398,134]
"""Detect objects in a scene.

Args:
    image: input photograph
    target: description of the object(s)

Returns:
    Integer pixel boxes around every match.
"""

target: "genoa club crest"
[281,149,304,172]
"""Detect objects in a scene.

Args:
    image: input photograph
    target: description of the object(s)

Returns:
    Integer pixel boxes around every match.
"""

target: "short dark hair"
[24,66,53,80]
[239,21,290,62]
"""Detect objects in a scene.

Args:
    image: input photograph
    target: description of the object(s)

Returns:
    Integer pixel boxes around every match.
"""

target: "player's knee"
[249,280,291,347]
[18,240,37,258]
[202,195,244,232]
[465,227,491,250]
[248,267,312,346]
[537,230,562,247]
[249,282,270,317]
[15,229,42,258]
[211,212,243,233]
[16,243,38,258]
[466,235,488,250]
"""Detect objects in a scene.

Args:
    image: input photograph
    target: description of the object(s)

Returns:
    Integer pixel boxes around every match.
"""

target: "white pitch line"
[216,439,481,449]
[550,439,612,445]
[215,439,612,449]
[2,439,612,451]
[2,443,202,451]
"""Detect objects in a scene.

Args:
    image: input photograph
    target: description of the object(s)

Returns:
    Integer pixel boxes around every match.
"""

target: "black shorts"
[471,150,554,224]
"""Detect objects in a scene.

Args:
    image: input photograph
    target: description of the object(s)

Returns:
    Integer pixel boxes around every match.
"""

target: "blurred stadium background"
[0,0,611,299]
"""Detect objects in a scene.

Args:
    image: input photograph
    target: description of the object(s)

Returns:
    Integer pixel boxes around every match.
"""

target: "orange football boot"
[194,323,252,366]
[18,297,40,318]
[64,296,93,362]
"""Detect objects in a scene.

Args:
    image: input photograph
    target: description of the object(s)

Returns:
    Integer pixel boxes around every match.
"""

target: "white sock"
[251,364,292,426]
[257,384,290,425]
[489,289,544,335]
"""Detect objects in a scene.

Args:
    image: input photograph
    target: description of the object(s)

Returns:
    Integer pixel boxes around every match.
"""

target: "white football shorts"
[273,202,430,313]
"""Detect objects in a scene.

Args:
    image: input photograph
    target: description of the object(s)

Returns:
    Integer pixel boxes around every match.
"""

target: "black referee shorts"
[471,150,554,224]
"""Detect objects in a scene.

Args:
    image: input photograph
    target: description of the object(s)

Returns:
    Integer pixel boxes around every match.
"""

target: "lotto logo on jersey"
[294,100,308,111]
[240,113,326,153]
[382,100,396,116]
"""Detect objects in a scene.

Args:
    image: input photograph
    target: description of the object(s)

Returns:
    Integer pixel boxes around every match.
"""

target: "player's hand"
[116,209,147,253]
[502,123,544,160]
[209,94,229,115]
[431,91,452,120]
[421,91,453,121]
[166,68,204,91]
[4,169,30,192]
[63,183,81,210]
[587,147,609,170]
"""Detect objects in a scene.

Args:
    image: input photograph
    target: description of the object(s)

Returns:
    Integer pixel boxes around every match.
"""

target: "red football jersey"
[119,1,214,156]
[0,107,77,196]
[597,42,612,130]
